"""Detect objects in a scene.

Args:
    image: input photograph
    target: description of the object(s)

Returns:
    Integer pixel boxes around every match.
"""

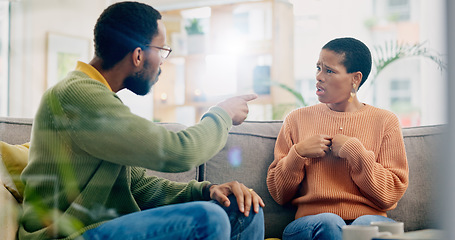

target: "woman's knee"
[351,215,395,225]
[286,213,342,232]
[283,213,344,239]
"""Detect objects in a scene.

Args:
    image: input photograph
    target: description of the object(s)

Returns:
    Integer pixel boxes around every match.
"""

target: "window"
[387,0,410,21]
[0,2,9,116]
[390,79,412,106]
[389,78,419,127]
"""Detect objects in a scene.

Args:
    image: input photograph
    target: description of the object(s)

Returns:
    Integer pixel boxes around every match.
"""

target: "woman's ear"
[353,71,362,89]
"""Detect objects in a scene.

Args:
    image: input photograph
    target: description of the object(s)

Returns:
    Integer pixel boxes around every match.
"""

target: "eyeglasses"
[148,45,172,59]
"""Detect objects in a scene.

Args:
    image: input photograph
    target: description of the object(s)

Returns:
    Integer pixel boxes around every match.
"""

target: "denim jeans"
[282,213,395,240]
[81,195,264,240]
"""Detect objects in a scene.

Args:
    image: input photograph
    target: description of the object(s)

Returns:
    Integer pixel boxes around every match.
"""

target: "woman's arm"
[267,120,308,205]
[337,115,409,210]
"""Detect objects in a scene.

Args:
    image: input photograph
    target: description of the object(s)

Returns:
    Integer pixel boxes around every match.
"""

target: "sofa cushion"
[387,124,445,231]
[203,121,296,239]
[0,141,30,202]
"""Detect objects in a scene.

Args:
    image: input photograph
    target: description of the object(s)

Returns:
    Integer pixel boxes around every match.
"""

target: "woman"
[267,37,409,240]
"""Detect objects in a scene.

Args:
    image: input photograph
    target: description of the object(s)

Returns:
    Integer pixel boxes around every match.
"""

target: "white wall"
[419,0,447,126]
[8,0,108,117]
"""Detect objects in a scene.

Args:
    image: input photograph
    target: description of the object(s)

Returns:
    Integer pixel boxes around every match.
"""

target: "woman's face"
[315,49,357,106]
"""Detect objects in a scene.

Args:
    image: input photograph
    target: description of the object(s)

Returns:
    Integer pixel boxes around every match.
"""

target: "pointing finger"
[238,94,258,102]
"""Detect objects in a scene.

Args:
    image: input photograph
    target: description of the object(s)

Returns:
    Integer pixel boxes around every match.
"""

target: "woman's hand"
[209,181,265,217]
[331,134,351,157]
[295,135,332,158]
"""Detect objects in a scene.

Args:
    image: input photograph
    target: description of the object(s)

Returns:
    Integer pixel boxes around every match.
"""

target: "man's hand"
[216,94,258,125]
[209,181,265,217]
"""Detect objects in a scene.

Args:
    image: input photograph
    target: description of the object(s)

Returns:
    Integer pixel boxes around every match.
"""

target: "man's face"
[125,20,166,96]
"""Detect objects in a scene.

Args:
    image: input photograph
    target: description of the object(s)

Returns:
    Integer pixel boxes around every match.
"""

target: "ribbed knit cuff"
[338,137,362,159]
[203,106,233,131]
[286,145,308,169]
[202,183,216,200]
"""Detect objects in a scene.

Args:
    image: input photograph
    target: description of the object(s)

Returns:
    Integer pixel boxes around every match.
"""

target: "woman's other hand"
[331,134,351,157]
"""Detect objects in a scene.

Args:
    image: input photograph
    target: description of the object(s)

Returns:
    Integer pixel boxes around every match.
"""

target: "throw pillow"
[0,141,30,202]
[0,179,20,240]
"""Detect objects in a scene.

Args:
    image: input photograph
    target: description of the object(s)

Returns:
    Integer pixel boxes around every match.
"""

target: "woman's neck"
[326,99,364,112]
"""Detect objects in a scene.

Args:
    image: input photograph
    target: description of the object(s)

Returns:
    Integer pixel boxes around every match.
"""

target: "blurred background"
[0,0,448,128]
[1,0,455,237]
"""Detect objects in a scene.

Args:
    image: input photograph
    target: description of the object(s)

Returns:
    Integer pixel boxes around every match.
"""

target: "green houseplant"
[371,40,446,84]
[185,18,204,35]
[185,18,205,54]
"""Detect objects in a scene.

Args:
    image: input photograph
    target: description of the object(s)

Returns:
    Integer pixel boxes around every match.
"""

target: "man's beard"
[124,67,161,96]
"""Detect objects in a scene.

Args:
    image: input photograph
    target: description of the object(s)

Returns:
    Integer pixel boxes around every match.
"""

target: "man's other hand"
[209,181,265,217]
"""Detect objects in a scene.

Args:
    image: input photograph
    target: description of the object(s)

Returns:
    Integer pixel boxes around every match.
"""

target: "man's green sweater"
[19,70,232,240]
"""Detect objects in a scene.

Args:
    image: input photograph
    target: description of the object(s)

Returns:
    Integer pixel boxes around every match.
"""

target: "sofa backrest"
[0,117,33,144]
[388,124,445,231]
[204,121,446,238]
[0,117,200,183]
[203,121,295,238]
[0,117,446,238]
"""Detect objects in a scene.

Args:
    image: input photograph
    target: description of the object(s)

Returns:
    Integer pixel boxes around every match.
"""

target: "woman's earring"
[348,83,356,103]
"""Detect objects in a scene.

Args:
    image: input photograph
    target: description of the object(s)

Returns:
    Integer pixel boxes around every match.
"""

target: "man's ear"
[131,47,143,68]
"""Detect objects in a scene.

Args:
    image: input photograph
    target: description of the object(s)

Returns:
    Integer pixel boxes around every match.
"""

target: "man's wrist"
[203,183,216,200]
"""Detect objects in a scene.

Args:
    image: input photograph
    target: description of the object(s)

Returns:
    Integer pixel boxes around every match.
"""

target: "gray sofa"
[0,116,444,239]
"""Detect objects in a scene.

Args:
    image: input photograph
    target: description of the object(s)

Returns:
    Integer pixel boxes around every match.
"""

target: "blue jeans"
[81,195,264,240]
[282,213,395,240]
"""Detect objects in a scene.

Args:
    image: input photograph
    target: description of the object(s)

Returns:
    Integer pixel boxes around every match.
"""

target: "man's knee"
[191,202,231,237]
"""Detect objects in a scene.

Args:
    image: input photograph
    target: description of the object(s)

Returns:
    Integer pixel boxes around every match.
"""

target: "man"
[19,1,264,240]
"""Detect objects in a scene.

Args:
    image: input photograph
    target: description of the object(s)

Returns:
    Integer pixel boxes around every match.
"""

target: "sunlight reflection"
[228,146,242,167]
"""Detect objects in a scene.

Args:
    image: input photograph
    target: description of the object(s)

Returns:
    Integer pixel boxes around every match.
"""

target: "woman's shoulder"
[362,104,401,125]
[283,104,326,125]
[363,104,398,117]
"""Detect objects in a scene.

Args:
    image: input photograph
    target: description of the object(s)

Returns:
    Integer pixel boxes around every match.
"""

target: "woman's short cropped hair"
[322,37,372,89]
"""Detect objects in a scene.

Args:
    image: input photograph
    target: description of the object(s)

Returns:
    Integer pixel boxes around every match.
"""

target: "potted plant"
[185,18,206,54]
[185,18,204,35]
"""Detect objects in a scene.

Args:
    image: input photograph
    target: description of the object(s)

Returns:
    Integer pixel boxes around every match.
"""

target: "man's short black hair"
[322,37,372,89]
[94,1,162,70]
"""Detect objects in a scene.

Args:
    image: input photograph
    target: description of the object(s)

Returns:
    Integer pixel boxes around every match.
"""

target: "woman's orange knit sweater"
[267,103,409,220]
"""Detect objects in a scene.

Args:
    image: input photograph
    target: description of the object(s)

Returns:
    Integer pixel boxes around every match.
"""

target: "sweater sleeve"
[338,114,409,210]
[130,167,210,209]
[47,76,232,173]
[267,117,307,205]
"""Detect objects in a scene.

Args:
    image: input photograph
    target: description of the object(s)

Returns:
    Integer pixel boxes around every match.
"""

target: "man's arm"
[51,77,255,172]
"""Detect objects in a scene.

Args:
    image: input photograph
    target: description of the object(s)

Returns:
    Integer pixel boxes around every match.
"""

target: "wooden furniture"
[154,0,294,124]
